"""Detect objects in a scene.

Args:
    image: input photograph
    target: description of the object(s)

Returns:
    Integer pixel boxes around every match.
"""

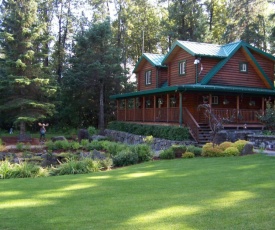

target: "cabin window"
[239,62,248,73]
[145,70,152,85]
[179,60,186,75]
[212,96,219,105]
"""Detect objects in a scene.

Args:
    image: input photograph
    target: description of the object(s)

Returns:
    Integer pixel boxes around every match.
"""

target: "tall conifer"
[0,0,56,134]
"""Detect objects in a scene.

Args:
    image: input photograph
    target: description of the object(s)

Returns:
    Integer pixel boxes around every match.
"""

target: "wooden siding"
[167,49,196,86]
[209,50,266,88]
[197,58,220,83]
[137,61,157,91]
[250,50,274,83]
[158,68,168,87]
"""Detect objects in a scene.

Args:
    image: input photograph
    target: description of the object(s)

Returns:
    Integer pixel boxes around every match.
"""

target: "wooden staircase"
[198,123,212,145]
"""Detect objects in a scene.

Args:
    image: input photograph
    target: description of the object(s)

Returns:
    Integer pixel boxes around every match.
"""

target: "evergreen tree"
[0,0,56,134]
[62,20,124,131]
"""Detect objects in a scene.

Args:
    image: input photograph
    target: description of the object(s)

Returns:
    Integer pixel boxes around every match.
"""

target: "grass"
[1,154,275,229]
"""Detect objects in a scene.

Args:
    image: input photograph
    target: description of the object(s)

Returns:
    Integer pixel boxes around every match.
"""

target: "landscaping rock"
[241,142,254,155]
[51,136,67,142]
[92,149,106,160]
[78,129,90,143]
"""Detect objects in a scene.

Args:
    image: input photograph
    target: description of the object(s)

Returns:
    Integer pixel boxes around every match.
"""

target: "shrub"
[107,121,189,141]
[80,139,90,149]
[45,141,56,151]
[143,135,154,145]
[232,140,248,153]
[104,142,129,156]
[87,140,105,151]
[219,141,233,151]
[130,144,153,163]
[0,139,4,151]
[223,147,240,156]
[171,145,187,157]
[10,162,40,178]
[112,150,138,167]
[186,145,202,156]
[0,160,12,179]
[202,143,224,157]
[54,140,70,150]
[100,158,113,170]
[159,148,175,159]
[70,141,81,150]
[182,152,195,158]
[16,142,24,151]
[87,126,98,136]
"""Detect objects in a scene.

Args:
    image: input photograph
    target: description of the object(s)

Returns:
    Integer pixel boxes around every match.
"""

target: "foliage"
[219,141,233,151]
[143,135,154,145]
[10,162,41,178]
[257,101,275,130]
[171,145,187,157]
[107,121,189,141]
[100,158,113,171]
[70,141,81,150]
[182,152,195,158]
[53,140,71,150]
[232,140,248,153]
[112,150,138,167]
[80,139,90,149]
[186,145,202,156]
[202,143,224,157]
[159,148,175,159]
[16,142,24,151]
[223,147,240,156]
[87,126,98,136]
[129,144,153,163]
[87,141,105,151]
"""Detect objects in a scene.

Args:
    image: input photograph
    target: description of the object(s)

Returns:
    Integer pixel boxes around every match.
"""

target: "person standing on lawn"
[38,123,49,142]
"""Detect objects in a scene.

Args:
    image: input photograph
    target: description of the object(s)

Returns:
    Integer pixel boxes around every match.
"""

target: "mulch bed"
[1,136,40,145]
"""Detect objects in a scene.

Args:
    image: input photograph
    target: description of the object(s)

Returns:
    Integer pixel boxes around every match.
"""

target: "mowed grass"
[1,154,275,230]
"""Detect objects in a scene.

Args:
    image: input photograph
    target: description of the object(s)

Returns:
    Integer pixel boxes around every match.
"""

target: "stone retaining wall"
[247,134,275,150]
[104,129,196,151]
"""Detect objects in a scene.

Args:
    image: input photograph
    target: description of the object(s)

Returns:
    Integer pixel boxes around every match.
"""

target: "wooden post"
[237,95,240,127]
[179,92,183,127]
[262,97,265,115]
[153,95,156,122]
[134,98,136,121]
[124,99,127,121]
[167,94,170,122]
[142,96,145,122]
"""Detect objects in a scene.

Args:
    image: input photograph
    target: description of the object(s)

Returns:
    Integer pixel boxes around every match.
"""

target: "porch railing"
[183,107,200,142]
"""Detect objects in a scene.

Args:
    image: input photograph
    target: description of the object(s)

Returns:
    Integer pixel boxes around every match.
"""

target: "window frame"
[239,62,248,73]
[212,96,219,105]
[145,70,152,85]
[179,60,186,76]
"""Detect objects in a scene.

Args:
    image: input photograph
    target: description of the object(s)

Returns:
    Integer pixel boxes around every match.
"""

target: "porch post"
[134,98,136,121]
[116,100,119,120]
[142,96,145,122]
[124,99,127,121]
[167,94,170,122]
[154,95,156,122]
[179,92,183,127]
[237,95,240,125]
[262,97,265,115]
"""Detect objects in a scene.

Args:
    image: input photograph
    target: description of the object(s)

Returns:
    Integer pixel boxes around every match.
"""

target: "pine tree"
[0,0,56,134]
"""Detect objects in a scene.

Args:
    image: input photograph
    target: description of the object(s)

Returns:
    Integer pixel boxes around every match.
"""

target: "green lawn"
[1,154,275,230]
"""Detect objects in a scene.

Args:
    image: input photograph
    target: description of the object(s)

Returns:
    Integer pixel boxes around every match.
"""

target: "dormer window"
[239,62,248,73]
[179,60,186,75]
[145,70,152,85]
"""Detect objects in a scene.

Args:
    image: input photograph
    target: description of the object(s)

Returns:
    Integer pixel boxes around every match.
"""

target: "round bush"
[223,147,240,156]
[219,141,233,151]
[159,148,175,159]
[113,150,138,167]
[202,143,224,157]
[232,140,248,152]
[187,145,202,156]
[182,152,195,158]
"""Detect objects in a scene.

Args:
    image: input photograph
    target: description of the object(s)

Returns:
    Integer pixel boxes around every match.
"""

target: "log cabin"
[110,40,275,143]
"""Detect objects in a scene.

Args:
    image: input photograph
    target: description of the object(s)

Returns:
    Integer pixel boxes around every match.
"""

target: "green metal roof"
[110,84,275,99]
[162,40,243,64]
[133,53,166,73]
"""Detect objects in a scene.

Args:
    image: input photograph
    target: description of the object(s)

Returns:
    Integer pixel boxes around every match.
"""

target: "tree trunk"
[98,81,105,134]
[20,121,26,135]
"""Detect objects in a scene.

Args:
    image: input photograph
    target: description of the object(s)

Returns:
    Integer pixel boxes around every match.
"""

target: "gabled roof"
[133,53,166,73]
[162,40,242,64]
[200,41,275,89]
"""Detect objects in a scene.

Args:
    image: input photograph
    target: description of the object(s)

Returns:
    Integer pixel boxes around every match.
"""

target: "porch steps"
[198,123,212,145]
